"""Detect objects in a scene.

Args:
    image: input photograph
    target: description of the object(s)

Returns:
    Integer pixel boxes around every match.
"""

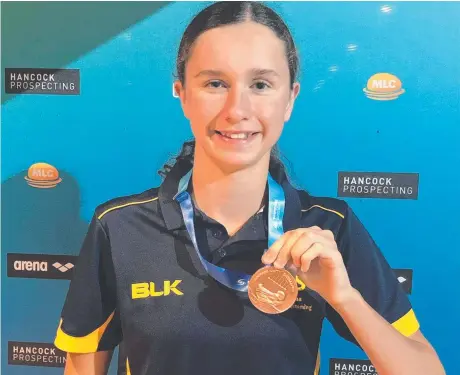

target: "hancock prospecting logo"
[5,68,80,95]
[330,358,377,375]
[8,342,66,367]
[7,253,77,280]
[363,73,404,101]
[338,172,419,200]
[25,162,62,188]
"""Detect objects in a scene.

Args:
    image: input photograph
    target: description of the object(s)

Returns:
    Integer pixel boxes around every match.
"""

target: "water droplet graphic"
[347,43,358,52]
[313,80,326,92]
[380,5,392,13]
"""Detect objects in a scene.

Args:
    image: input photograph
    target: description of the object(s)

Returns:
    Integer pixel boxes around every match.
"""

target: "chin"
[212,153,264,172]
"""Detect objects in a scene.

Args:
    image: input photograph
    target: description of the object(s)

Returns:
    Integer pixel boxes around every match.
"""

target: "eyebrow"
[194,68,280,78]
[250,68,279,78]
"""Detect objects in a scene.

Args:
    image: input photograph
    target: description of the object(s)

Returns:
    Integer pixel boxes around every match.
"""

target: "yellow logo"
[132,280,183,299]
[25,162,62,188]
[363,73,405,101]
[296,276,306,291]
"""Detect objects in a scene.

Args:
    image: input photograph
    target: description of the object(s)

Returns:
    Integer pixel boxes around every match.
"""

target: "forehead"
[187,21,289,75]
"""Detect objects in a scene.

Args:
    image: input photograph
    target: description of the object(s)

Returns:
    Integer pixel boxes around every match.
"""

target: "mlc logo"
[25,162,62,188]
[363,73,405,101]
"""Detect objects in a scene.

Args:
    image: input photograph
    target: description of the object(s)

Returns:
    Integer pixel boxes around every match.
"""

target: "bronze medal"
[248,266,298,314]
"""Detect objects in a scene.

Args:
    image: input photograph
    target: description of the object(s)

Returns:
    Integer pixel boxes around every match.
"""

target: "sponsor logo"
[52,262,75,273]
[330,358,377,375]
[296,276,306,291]
[5,68,80,95]
[291,296,313,312]
[393,269,413,294]
[25,162,62,189]
[7,253,77,280]
[338,172,419,200]
[363,73,404,101]
[8,342,66,367]
[291,278,313,312]
[132,280,184,299]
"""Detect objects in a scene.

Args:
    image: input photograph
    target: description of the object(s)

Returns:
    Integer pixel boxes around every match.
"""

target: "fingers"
[320,229,334,241]
[300,243,323,272]
[262,226,328,268]
[261,234,287,265]
[274,230,305,268]
[291,231,315,267]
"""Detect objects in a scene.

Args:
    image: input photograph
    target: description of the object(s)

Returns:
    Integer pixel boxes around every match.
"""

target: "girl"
[55,2,444,375]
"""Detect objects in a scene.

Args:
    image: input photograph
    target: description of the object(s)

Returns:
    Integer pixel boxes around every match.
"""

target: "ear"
[284,82,300,122]
[174,80,190,120]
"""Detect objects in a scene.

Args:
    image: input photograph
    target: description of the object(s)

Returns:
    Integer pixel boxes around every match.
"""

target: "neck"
[191,147,270,235]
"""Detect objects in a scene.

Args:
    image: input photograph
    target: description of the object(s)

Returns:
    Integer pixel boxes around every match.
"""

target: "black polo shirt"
[54,160,419,375]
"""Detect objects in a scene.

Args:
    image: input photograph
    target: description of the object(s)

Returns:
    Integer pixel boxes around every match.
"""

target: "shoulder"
[95,187,161,223]
[297,190,349,221]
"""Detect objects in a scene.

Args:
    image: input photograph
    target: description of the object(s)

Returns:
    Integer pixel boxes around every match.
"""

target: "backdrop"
[2,1,459,374]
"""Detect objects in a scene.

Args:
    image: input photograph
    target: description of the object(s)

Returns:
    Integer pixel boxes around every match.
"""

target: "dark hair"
[159,1,299,182]
[176,1,299,87]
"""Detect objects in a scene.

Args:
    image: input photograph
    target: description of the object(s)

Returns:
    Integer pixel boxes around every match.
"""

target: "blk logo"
[132,280,184,299]
[393,269,413,294]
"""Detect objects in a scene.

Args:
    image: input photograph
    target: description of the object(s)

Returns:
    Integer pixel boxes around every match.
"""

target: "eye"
[205,80,226,89]
[252,81,271,91]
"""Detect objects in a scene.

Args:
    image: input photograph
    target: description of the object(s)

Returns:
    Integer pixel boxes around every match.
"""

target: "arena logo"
[5,68,80,95]
[330,358,377,375]
[393,268,413,294]
[8,341,66,367]
[338,172,419,200]
[7,253,77,280]
[363,73,405,101]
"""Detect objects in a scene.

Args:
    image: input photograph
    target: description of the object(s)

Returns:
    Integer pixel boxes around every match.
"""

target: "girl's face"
[176,21,300,171]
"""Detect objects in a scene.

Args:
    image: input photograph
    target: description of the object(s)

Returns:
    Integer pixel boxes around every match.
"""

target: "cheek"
[254,97,288,134]
[187,91,225,128]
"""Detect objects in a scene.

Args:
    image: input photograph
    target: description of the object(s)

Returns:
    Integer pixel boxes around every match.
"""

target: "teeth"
[220,132,249,139]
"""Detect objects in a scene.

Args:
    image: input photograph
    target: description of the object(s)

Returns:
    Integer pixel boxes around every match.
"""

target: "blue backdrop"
[2,2,459,374]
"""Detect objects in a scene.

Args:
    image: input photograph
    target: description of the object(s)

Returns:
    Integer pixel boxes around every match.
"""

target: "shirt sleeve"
[54,214,122,353]
[325,204,420,346]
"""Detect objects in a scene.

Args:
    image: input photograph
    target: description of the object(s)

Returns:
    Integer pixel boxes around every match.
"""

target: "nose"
[224,86,251,124]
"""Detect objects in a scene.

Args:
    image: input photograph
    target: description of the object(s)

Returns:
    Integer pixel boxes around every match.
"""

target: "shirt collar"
[158,160,302,232]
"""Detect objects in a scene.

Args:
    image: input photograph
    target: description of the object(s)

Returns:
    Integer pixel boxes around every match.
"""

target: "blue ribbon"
[174,170,285,292]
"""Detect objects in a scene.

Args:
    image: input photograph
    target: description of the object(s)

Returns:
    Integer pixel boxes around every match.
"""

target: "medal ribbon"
[174,169,285,292]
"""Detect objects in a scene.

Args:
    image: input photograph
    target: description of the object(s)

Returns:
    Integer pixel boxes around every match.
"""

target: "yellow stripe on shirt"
[127,357,132,375]
[98,197,159,220]
[391,309,420,337]
[301,205,345,219]
[314,350,320,375]
[54,311,115,353]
